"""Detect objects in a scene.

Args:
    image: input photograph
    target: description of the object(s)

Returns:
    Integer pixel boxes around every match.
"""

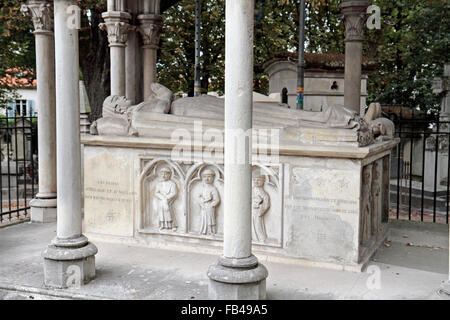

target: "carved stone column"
[100,7,133,97]
[137,13,162,100]
[79,80,91,135]
[21,0,57,223]
[42,0,97,288]
[207,0,268,300]
[124,0,141,104]
[340,0,370,114]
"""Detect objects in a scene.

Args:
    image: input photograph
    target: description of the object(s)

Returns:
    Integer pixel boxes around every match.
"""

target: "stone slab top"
[81,134,399,160]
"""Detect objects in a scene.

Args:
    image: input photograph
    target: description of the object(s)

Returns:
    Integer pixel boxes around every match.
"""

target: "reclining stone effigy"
[90,83,394,147]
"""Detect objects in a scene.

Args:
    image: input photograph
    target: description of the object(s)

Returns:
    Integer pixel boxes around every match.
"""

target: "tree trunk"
[79,8,110,122]
[201,73,209,94]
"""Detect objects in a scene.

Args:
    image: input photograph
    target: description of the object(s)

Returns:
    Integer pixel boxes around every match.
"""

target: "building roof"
[263,52,377,73]
[0,68,36,89]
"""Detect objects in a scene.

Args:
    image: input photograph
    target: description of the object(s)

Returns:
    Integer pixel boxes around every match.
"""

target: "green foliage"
[0,0,35,106]
[0,0,108,115]
[159,0,347,96]
[158,1,206,96]
[365,0,449,114]
[0,0,448,116]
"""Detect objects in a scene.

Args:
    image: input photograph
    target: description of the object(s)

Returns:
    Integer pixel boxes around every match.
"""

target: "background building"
[263,52,376,113]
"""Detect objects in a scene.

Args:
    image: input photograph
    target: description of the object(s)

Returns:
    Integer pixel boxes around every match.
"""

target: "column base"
[42,236,98,289]
[440,280,450,297]
[30,198,57,223]
[207,255,268,300]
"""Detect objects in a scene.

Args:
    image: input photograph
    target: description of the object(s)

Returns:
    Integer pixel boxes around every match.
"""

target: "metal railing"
[0,114,38,225]
[391,117,450,224]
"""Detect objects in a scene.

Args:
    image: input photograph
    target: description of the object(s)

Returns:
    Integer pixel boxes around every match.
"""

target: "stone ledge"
[30,198,57,208]
[81,134,399,159]
[43,242,98,261]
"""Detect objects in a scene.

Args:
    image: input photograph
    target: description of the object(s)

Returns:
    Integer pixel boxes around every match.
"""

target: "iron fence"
[1,113,447,225]
[391,117,450,224]
[0,115,38,225]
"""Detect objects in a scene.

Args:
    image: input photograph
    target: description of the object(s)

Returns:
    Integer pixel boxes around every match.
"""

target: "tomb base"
[81,134,398,270]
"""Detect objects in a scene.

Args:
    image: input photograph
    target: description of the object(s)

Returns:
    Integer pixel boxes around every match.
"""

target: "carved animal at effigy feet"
[364,102,396,142]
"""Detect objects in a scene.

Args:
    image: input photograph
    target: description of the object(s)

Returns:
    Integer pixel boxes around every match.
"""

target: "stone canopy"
[19,0,414,301]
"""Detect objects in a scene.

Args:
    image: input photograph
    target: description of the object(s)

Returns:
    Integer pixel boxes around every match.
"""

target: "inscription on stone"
[285,196,359,217]
[85,179,135,203]
[84,150,135,236]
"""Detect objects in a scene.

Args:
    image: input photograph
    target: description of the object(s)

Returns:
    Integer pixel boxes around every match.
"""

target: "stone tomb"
[82,88,397,271]
[82,133,397,271]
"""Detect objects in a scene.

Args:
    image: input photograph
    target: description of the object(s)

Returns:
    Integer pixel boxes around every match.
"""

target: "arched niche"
[185,162,224,237]
[139,158,185,232]
[252,164,283,246]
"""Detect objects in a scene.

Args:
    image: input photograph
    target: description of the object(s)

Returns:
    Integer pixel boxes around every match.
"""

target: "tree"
[365,0,450,115]
[78,0,110,121]
[159,0,305,96]
[1,0,448,118]
[0,0,109,119]
[158,1,198,96]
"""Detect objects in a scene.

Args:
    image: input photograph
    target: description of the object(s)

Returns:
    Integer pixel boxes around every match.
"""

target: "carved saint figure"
[198,169,220,235]
[360,165,372,245]
[153,167,178,231]
[371,162,381,235]
[252,172,270,242]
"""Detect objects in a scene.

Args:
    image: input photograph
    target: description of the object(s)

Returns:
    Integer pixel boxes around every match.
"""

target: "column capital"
[21,1,53,35]
[137,14,162,48]
[339,0,370,42]
[100,11,134,47]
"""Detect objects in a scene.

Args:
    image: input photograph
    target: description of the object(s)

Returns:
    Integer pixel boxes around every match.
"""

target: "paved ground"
[0,220,448,300]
